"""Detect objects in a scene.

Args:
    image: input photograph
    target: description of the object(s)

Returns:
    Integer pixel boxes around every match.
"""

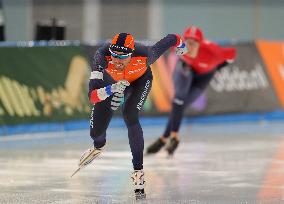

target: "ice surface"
[1,122,284,204]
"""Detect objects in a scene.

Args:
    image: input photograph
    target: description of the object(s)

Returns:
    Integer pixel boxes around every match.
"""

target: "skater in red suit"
[74,32,187,200]
[146,26,236,156]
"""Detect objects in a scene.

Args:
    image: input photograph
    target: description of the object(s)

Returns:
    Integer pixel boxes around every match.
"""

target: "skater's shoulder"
[132,42,149,57]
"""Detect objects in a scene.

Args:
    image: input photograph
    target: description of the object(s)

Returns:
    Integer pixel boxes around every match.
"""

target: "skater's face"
[110,51,132,71]
[185,38,200,58]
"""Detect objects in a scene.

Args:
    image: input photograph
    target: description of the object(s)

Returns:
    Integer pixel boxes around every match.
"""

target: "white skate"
[131,170,146,200]
[70,146,103,178]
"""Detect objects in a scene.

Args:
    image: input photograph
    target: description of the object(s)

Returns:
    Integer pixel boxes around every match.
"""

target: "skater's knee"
[173,89,187,106]
[173,97,185,106]
[90,124,106,138]
[174,89,187,102]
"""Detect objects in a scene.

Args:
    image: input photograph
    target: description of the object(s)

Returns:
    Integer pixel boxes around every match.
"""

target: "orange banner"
[149,52,178,112]
[256,40,284,107]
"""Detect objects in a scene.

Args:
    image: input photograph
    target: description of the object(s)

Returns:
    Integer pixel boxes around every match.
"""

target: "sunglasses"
[109,49,132,59]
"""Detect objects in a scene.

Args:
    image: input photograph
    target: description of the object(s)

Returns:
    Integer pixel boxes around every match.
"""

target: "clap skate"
[166,137,179,156]
[131,170,146,200]
[146,138,166,154]
[70,146,103,177]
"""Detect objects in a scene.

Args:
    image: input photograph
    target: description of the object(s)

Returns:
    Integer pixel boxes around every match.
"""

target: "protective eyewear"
[109,49,132,59]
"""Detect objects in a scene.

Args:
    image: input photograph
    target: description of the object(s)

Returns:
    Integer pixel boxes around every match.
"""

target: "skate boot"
[146,138,166,154]
[79,146,103,167]
[70,146,104,177]
[131,170,146,200]
[165,137,179,156]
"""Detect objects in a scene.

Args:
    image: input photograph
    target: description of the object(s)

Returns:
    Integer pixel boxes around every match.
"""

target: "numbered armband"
[90,71,103,80]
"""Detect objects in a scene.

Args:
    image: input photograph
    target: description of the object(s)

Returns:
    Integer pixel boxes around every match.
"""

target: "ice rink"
[1,121,284,204]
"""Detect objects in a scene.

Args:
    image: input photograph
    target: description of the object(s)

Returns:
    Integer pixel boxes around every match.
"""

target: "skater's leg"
[146,62,193,154]
[122,69,152,199]
[166,71,216,155]
[122,70,152,170]
[71,73,115,177]
[71,97,113,177]
[89,71,116,148]
[168,63,194,138]
[90,98,113,148]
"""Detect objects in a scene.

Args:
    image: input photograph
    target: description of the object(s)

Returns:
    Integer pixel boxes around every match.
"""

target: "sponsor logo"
[110,45,129,51]
[128,67,144,75]
[90,106,94,128]
[137,80,151,110]
[132,59,146,66]
[210,64,269,92]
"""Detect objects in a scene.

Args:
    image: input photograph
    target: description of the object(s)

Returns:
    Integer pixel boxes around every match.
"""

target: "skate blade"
[70,167,81,178]
[167,152,174,159]
[79,149,101,167]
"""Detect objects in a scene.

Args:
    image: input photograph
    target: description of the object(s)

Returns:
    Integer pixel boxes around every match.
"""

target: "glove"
[175,40,188,55]
[111,80,130,94]
[111,92,124,110]
[216,61,229,71]
[89,80,130,104]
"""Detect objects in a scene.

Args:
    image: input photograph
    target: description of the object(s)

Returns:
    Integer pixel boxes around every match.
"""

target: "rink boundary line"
[1,110,284,136]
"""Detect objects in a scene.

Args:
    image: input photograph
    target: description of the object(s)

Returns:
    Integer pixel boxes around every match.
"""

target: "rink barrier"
[0,44,90,126]
[1,110,284,136]
[0,40,284,132]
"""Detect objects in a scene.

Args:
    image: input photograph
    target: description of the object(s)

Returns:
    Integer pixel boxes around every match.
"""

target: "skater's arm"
[216,46,237,70]
[205,42,237,71]
[223,47,236,63]
[88,44,109,101]
[147,34,186,66]
[91,44,110,72]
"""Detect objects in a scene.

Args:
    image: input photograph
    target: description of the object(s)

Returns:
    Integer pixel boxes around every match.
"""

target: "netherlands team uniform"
[72,32,186,200]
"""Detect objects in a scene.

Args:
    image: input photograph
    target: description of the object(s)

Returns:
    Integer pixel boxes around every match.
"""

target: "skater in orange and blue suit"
[78,32,187,200]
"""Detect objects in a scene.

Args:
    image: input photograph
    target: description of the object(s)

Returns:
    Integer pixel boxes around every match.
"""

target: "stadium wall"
[0,40,284,135]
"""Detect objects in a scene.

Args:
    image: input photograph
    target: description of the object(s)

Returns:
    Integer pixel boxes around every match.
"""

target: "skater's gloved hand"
[111,80,130,94]
[216,61,229,71]
[175,38,188,55]
[111,92,124,110]
[89,80,129,104]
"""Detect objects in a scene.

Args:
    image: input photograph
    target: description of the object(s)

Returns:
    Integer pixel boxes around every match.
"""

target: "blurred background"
[1,0,284,42]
